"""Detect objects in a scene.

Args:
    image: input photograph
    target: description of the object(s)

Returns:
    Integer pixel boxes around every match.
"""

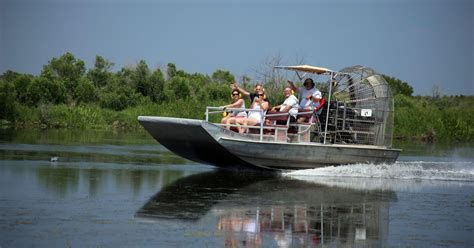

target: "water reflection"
[0,144,186,166]
[0,128,155,145]
[136,171,397,247]
[34,165,191,198]
[0,160,192,199]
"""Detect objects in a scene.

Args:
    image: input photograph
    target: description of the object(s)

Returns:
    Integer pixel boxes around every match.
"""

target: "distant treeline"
[0,52,472,142]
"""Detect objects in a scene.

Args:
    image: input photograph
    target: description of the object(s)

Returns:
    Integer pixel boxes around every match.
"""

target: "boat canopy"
[274,65,333,74]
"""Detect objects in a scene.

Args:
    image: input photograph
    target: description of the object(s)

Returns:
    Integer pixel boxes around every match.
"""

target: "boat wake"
[284,160,474,191]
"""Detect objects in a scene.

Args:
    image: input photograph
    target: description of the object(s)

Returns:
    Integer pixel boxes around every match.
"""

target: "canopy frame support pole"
[323,72,334,144]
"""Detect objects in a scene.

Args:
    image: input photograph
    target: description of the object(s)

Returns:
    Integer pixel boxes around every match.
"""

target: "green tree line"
[0,52,237,128]
[1,52,472,142]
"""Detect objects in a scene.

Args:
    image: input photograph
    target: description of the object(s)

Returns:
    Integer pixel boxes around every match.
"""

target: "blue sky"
[1,0,472,95]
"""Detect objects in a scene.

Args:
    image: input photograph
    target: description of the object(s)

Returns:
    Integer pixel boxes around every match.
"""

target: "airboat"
[138,65,401,170]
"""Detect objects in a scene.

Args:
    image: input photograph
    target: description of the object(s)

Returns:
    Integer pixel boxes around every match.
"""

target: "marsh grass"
[394,95,473,142]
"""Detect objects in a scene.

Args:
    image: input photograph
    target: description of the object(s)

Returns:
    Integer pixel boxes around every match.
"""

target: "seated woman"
[297,91,323,123]
[235,90,269,134]
[220,90,246,129]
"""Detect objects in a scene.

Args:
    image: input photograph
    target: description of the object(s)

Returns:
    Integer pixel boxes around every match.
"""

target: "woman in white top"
[220,90,247,129]
[236,91,269,134]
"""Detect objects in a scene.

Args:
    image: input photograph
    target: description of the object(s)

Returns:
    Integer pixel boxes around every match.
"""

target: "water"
[1,129,473,247]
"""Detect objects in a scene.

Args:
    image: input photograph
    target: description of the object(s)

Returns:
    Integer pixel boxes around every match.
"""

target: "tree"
[133,60,151,97]
[13,74,33,103]
[0,70,21,83]
[382,75,413,96]
[206,83,229,101]
[148,68,166,102]
[42,52,86,80]
[41,52,86,100]
[0,80,18,121]
[432,85,441,98]
[27,76,66,105]
[241,75,251,85]
[87,55,114,88]
[165,76,191,100]
[99,76,141,111]
[167,63,177,79]
[253,54,287,104]
[75,77,97,104]
[211,69,235,84]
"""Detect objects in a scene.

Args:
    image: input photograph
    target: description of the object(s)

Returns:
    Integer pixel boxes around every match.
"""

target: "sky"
[1,0,473,96]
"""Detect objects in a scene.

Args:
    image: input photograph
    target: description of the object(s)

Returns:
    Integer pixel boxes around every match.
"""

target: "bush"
[211,69,235,84]
[143,68,165,102]
[206,83,231,101]
[394,96,474,142]
[14,105,39,127]
[13,74,33,103]
[99,79,142,111]
[27,77,67,105]
[383,75,413,96]
[0,80,18,121]
[75,77,97,104]
[165,76,191,101]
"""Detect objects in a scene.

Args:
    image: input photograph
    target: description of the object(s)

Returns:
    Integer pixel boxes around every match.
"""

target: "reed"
[394,95,473,142]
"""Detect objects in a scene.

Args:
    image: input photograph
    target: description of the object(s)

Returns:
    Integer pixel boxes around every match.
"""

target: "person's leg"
[236,118,246,133]
[225,117,236,129]
[244,118,259,133]
[221,116,229,124]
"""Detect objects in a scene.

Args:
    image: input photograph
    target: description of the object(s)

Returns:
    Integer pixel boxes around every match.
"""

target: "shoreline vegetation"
[1,52,473,143]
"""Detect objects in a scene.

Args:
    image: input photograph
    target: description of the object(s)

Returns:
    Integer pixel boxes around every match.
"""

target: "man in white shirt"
[297,90,324,123]
[270,87,299,122]
[287,78,320,109]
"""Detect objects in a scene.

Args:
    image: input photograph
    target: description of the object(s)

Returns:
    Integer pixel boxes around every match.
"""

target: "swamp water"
[0,129,473,247]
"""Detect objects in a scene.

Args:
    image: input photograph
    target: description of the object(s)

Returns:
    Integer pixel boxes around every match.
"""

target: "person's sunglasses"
[232,93,239,96]
[257,94,264,97]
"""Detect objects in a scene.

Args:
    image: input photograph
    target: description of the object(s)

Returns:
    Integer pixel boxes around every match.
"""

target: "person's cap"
[312,91,322,98]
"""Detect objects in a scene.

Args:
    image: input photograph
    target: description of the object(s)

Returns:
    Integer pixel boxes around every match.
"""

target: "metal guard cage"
[325,65,394,147]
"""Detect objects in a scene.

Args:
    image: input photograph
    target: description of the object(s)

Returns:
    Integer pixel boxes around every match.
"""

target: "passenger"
[235,90,269,134]
[287,78,321,109]
[269,87,299,123]
[220,90,247,129]
[297,90,323,123]
[230,82,267,103]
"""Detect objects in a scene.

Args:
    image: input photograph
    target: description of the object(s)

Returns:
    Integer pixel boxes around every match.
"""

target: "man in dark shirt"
[231,82,266,103]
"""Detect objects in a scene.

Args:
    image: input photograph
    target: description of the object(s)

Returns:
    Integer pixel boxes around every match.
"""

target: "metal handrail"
[265,112,290,118]
[206,106,318,142]
[206,106,267,141]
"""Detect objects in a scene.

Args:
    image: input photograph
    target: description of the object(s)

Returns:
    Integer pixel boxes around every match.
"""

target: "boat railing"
[205,106,317,143]
[206,106,266,141]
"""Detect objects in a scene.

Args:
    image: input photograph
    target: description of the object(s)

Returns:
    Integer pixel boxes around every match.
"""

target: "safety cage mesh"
[322,65,394,147]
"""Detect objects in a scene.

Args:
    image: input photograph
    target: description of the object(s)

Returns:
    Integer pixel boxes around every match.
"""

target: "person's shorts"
[235,112,247,118]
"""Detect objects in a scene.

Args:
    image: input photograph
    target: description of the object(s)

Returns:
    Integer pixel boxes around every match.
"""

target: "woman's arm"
[225,99,244,109]
[271,104,281,111]
[261,101,269,111]
[287,80,299,93]
[231,83,250,96]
